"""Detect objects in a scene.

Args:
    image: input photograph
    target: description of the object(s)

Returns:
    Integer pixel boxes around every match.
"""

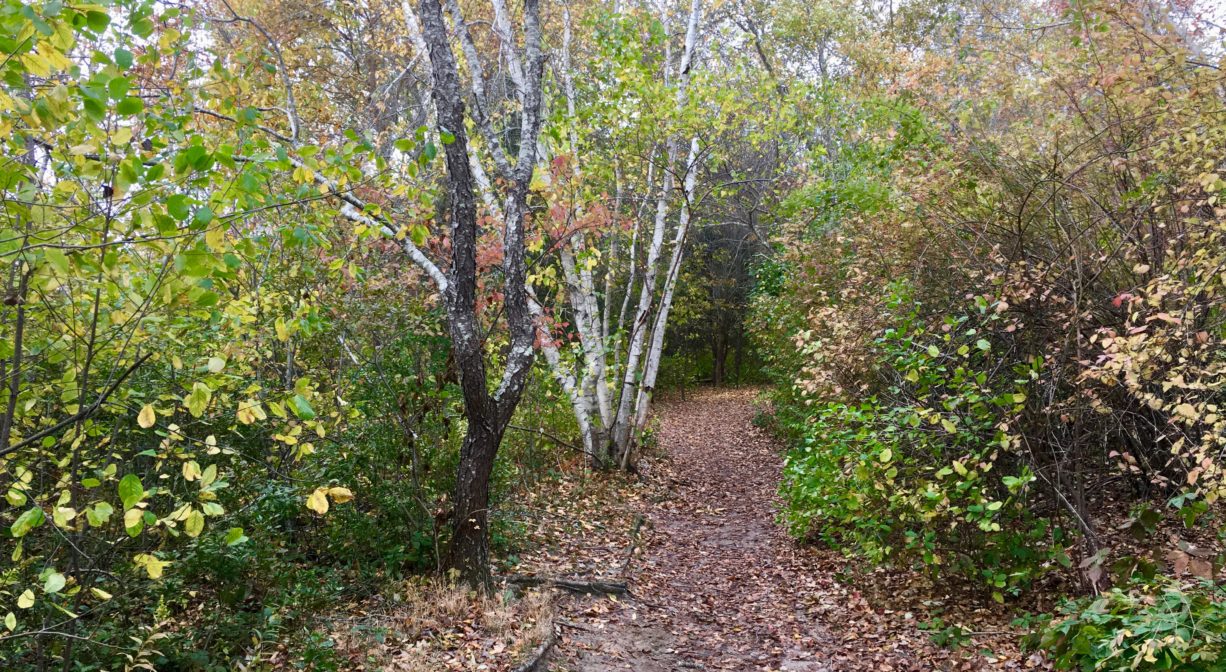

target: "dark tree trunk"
[711,329,727,386]
[417,0,545,590]
[447,420,504,587]
[732,321,744,385]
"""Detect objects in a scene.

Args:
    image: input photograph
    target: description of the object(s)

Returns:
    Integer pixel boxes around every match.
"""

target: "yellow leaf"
[123,508,143,534]
[21,53,51,78]
[52,506,76,528]
[133,554,170,579]
[184,510,204,538]
[1174,403,1199,421]
[306,488,329,515]
[237,399,264,425]
[137,404,156,429]
[182,461,201,482]
[327,487,354,504]
[205,226,225,252]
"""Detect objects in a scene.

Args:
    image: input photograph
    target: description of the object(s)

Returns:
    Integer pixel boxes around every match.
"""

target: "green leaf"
[43,572,65,594]
[118,474,144,509]
[288,394,315,420]
[107,76,130,100]
[185,382,212,417]
[131,16,155,37]
[10,507,45,538]
[116,97,144,116]
[85,10,110,32]
[184,510,204,538]
[194,206,214,226]
[225,527,248,546]
[44,248,70,274]
[409,224,429,247]
[976,339,991,351]
[114,48,133,69]
[85,502,114,527]
[167,195,191,221]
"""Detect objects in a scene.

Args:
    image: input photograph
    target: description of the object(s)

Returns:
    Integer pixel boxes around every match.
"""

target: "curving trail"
[547,388,997,672]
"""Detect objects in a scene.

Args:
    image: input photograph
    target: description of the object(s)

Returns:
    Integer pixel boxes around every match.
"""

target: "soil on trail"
[545,388,1029,672]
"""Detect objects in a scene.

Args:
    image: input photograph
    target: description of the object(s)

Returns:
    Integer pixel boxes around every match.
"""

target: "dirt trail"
[546,388,995,672]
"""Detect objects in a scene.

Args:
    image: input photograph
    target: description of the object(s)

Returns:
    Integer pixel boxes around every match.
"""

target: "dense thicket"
[754,0,1226,666]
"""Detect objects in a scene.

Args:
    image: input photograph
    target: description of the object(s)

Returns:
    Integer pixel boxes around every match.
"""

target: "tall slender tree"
[411,0,547,588]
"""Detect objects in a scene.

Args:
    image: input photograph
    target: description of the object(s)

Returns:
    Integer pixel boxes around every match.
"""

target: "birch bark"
[633,137,700,436]
[610,0,703,462]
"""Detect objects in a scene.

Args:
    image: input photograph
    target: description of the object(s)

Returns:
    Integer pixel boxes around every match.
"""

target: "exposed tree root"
[510,628,557,672]
[503,574,630,595]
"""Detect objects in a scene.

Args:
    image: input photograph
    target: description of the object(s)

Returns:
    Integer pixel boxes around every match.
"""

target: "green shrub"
[779,287,1064,598]
[1029,579,1226,671]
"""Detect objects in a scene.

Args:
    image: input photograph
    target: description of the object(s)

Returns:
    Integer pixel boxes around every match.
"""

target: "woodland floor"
[537,388,1049,672]
[329,388,1051,670]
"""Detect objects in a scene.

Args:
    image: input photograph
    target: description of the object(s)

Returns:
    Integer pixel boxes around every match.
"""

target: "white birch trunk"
[633,137,699,434]
[527,290,595,457]
[610,0,703,460]
[610,138,677,455]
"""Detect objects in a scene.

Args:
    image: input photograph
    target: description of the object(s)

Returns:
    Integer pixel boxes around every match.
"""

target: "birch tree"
[521,0,707,469]
[607,0,704,464]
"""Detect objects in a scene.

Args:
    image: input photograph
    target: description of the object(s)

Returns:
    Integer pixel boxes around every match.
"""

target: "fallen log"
[503,574,629,596]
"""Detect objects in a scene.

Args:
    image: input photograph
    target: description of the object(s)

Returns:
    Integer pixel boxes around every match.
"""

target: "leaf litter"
[309,387,1051,671]
[542,388,1049,671]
